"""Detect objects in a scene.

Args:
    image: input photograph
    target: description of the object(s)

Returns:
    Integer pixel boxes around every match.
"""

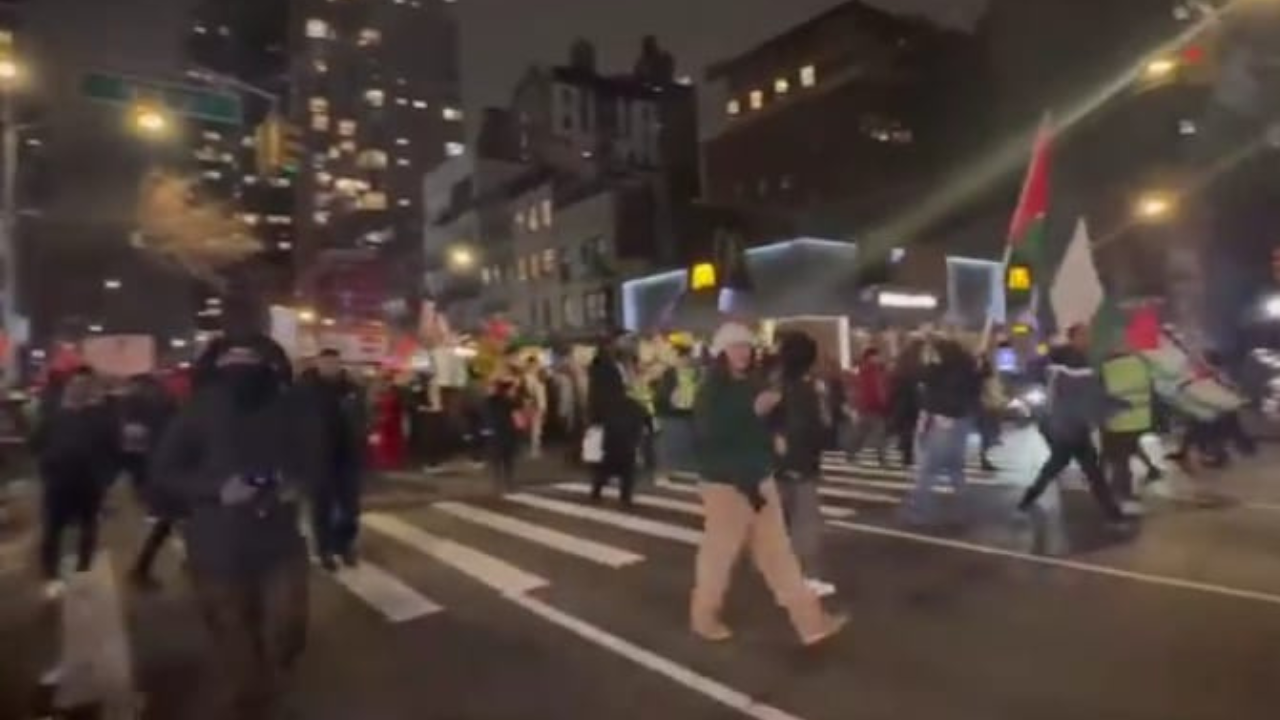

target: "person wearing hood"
[690,322,846,646]
[151,334,323,719]
[770,330,837,598]
[587,334,645,507]
[300,348,368,571]
[1018,324,1130,525]
[33,366,119,600]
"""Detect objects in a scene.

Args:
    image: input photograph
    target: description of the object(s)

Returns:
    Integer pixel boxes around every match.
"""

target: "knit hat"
[710,321,754,357]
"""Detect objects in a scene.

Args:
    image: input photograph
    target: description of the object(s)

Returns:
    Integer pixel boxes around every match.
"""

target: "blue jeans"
[902,415,970,521]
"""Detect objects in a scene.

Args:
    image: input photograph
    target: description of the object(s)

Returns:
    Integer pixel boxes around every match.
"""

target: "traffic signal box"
[255,115,304,177]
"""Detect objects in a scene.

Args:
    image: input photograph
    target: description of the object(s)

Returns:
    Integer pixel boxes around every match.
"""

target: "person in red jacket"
[370,374,406,470]
[843,347,890,466]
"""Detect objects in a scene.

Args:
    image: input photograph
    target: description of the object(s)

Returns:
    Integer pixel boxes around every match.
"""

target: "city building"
[699,0,982,239]
[423,39,700,337]
[290,0,463,321]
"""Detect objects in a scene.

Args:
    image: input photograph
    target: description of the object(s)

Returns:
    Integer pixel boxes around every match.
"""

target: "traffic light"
[688,262,718,292]
[1006,263,1033,292]
[255,115,304,177]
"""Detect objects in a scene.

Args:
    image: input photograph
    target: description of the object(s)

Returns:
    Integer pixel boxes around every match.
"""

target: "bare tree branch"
[135,171,263,282]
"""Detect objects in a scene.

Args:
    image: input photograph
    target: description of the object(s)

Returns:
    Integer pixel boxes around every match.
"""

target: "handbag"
[581,425,605,463]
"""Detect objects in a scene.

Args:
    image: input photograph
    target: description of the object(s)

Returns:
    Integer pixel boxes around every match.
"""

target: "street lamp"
[132,103,170,137]
[0,58,19,85]
[1134,191,1176,222]
[297,308,317,324]
[1142,57,1177,81]
[447,245,476,272]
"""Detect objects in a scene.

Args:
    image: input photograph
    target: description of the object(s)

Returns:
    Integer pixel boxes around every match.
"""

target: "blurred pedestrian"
[33,367,118,600]
[843,346,890,466]
[301,349,367,571]
[485,377,522,488]
[118,373,179,590]
[587,335,644,508]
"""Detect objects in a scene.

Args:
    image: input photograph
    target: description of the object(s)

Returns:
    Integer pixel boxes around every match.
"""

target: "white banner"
[81,335,156,377]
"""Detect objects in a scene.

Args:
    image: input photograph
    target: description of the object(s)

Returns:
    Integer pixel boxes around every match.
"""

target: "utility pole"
[1,76,19,383]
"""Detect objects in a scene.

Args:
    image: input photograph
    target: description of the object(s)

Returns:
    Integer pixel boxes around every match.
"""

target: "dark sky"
[457,0,987,114]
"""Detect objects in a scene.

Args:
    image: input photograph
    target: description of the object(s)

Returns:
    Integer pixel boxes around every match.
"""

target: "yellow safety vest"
[1102,354,1152,433]
[671,367,699,411]
[630,377,655,417]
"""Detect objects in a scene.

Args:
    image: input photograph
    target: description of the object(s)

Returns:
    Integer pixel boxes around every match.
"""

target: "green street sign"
[80,71,243,126]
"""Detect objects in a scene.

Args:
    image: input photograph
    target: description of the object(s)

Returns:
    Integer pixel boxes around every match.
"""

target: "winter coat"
[693,367,774,504]
[773,377,826,479]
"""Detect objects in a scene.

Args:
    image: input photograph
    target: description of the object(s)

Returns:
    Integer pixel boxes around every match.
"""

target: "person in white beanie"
[689,322,846,646]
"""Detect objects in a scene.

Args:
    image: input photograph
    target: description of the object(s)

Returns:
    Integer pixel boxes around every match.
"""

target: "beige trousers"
[691,479,827,640]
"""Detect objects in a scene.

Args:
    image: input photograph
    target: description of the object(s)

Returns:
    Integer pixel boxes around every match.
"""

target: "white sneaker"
[42,580,65,603]
[805,578,837,598]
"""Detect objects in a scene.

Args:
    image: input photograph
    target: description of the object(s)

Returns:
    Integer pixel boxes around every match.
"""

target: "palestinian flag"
[1004,118,1053,304]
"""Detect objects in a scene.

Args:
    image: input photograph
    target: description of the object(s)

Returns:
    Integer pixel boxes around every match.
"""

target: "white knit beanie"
[710,322,754,357]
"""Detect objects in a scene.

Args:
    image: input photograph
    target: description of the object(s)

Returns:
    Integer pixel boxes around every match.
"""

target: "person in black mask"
[151,334,322,720]
[299,348,367,570]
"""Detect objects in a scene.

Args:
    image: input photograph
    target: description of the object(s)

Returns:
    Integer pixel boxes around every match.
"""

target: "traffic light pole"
[1,90,18,382]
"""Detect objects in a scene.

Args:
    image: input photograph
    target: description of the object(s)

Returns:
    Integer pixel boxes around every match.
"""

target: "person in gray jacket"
[1017,324,1130,525]
[151,334,324,720]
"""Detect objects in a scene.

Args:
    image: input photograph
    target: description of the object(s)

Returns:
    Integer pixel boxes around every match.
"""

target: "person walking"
[976,353,1005,472]
[1018,325,1131,526]
[301,348,368,571]
[33,367,118,600]
[843,346,890,466]
[771,331,836,598]
[901,335,982,525]
[587,335,644,508]
[887,338,925,468]
[485,376,522,489]
[118,374,179,589]
[690,322,846,646]
[1100,339,1155,515]
[521,357,548,459]
[654,346,701,481]
[151,335,323,720]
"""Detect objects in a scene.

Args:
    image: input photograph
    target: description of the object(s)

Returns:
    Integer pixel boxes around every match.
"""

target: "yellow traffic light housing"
[1007,264,1032,292]
[255,115,303,177]
[689,262,718,292]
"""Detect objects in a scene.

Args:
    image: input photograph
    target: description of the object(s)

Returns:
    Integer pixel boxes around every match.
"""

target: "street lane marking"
[511,594,805,720]
[811,482,904,504]
[363,514,548,595]
[650,480,858,518]
[435,501,644,568]
[829,520,1280,608]
[820,462,1003,484]
[505,493,701,545]
[330,561,444,623]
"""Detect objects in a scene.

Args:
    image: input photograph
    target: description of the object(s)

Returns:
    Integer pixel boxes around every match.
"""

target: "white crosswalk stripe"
[553,482,858,520]
[329,561,444,622]
[653,478,864,515]
[505,492,702,545]
[434,501,644,568]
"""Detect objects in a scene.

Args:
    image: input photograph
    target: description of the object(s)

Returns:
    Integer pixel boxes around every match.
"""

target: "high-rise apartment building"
[291,0,463,320]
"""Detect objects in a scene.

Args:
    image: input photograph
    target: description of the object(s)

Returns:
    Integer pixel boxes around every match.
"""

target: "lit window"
[314,59,329,74]
[240,213,261,226]
[358,28,381,46]
[517,258,528,281]
[203,170,223,181]
[338,119,356,137]
[357,149,388,169]
[774,77,790,95]
[339,140,356,152]
[359,192,388,210]
[309,97,329,113]
[202,130,222,142]
[396,157,411,167]
[271,177,292,188]
[396,97,409,106]
[412,100,428,110]
[365,89,385,107]
[241,136,255,148]
[398,198,411,208]
[313,211,330,225]
[243,175,259,185]
[1178,118,1198,135]
[442,106,463,122]
[726,99,741,116]
[529,210,540,232]
[800,64,817,87]
[445,141,465,157]
[278,241,294,251]
[749,90,764,110]
[481,267,491,285]
[542,249,557,274]
[529,255,541,279]
[193,24,208,35]
[219,152,235,164]
[515,211,525,228]
[305,18,331,39]
[316,171,332,185]
[311,114,330,131]
[328,146,341,159]
[540,199,552,227]
[395,137,410,146]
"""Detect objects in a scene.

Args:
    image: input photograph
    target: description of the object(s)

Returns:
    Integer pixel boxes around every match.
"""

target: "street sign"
[80,71,243,126]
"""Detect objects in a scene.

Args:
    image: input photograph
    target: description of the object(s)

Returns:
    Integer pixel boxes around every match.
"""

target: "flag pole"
[980,112,1052,353]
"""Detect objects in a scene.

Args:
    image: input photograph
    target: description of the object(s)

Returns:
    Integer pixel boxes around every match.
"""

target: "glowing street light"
[297,308,318,324]
[0,58,20,86]
[1143,57,1178,80]
[447,245,476,271]
[1134,191,1176,222]
[132,103,171,137]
